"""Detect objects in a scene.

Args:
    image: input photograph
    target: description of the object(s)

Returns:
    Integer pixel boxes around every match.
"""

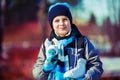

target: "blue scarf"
[48,36,75,80]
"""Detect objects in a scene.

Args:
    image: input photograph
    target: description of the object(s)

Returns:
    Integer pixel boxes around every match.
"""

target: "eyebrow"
[54,17,68,21]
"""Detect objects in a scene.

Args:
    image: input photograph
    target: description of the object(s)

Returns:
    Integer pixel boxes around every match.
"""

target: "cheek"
[65,21,71,27]
[53,23,58,29]
[67,23,71,30]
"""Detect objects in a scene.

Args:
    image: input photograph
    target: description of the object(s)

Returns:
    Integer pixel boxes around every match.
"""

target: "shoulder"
[83,36,89,42]
[83,36,95,48]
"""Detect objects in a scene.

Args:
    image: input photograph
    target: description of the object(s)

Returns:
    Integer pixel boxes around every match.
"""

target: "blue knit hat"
[48,2,72,28]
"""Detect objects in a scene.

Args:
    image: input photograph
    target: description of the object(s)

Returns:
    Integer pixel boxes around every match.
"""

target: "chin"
[59,33,67,37]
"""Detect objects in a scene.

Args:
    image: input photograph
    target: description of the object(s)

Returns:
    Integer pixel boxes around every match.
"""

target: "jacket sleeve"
[84,37,103,80]
[32,43,49,80]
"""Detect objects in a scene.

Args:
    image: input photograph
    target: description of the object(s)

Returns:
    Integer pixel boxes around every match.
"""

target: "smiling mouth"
[59,27,66,30]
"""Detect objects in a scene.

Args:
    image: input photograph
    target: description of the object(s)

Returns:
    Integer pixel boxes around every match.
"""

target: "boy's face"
[52,16,71,37]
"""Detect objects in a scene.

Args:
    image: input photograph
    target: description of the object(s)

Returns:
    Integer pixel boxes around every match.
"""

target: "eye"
[54,19,59,22]
[63,18,68,21]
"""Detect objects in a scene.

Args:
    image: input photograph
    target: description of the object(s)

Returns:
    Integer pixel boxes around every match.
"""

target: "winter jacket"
[32,24,103,80]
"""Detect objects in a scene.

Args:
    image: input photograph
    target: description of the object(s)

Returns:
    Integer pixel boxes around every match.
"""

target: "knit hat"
[48,2,72,28]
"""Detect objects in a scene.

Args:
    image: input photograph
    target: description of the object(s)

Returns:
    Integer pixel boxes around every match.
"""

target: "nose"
[59,20,64,25]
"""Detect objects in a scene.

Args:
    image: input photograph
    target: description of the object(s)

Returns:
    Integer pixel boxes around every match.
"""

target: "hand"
[43,40,58,71]
[64,58,86,78]
[46,45,58,59]
[44,39,58,61]
[42,61,56,72]
[43,45,58,71]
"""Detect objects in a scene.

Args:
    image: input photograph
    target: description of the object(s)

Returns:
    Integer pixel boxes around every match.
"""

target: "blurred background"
[0,0,120,80]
